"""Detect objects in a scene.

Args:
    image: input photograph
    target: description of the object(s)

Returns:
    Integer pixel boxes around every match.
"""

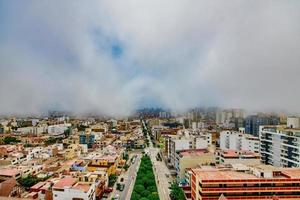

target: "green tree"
[63,127,71,138]
[169,181,185,200]
[147,185,157,193]
[123,152,129,161]
[44,137,60,146]
[147,194,159,200]
[131,155,159,200]
[141,190,151,197]
[131,192,141,200]
[18,175,40,189]
[108,174,117,187]
[3,136,20,144]
[134,184,145,194]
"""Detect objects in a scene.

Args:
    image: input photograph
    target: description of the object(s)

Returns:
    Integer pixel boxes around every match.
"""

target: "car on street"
[116,183,125,191]
[104,187,113,193]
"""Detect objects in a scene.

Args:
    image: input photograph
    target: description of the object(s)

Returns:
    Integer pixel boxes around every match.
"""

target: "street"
[143,120,172,200]
[108,120,173,200]
[106,153,141,200]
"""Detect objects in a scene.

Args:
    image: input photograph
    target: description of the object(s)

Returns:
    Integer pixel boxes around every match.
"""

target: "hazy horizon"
[1,1,300,116]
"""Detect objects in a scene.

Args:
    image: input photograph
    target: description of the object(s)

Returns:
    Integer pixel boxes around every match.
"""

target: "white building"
[52,177,95,200]
[17,126,47,135]
[216,109,245,125]
[220,130,259,153]
[167,131,212,167]
[48,123,71,136]
[216,150,260,165]
[260,117,300,167]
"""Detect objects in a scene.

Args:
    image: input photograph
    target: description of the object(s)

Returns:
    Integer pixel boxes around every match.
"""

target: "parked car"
[117,183,125,191]
[104,187,113,193]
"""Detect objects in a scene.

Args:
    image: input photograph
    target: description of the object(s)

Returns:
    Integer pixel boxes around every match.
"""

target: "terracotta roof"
[52,177,77,189]
[0,178,18,197]
[72,183,91,192]
[179,149,211,157]
[30,181,46,190]
[0,168,20,176]
[282,168,300,178]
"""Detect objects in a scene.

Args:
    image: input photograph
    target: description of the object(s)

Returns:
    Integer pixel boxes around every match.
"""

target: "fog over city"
[0,1,300,116]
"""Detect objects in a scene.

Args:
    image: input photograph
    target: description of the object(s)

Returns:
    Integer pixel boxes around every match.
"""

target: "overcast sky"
[0,1,300,116]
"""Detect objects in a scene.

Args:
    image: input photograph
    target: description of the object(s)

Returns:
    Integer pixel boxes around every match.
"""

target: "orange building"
[191,165,300,200]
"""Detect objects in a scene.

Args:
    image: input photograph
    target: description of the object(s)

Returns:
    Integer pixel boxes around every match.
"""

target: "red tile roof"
[30,181,46,190]
[53,177,77,189]
[0,168,20,176]
[72,183,91,192]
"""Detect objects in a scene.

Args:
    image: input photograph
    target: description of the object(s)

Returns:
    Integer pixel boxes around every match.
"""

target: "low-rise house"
[87,155,119,175]
[0,178,23,198]
[52,176,96,200]
[0,168,22,181]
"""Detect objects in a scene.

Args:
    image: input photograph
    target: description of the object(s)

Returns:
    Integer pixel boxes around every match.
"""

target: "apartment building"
[245,115,279,136]
[216,109,245,125]
[220,130,259,153]
[260,117,300,167]
[47,123,71,136]
[215,150,260,165]
[191,164,300,200]
[175,149,215,180]
[166,133,212,167]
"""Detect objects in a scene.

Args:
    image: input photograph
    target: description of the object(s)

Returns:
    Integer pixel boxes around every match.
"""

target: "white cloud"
[0,1,300,116]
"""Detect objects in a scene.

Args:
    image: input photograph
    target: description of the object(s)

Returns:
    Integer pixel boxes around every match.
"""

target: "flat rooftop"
[220,150,260,158]
[0,168,20,176]
[193,169,258,180]
[72,183,91,192]
[30,181,46,190]
[179,149,211,157]
[192,167,300,181]
[52,177,77,189]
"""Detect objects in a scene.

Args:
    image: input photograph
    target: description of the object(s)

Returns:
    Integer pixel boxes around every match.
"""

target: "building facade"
[191,165,300,200]
[260,124,300,167]
[220,130,259,153]
[245,115,279,136]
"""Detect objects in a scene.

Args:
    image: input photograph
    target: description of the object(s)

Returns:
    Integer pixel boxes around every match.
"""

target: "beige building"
[175,149,215,180]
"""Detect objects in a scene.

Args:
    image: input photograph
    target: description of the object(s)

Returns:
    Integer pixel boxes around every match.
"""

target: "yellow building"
[87,155,119,175]
[63,144,84,160]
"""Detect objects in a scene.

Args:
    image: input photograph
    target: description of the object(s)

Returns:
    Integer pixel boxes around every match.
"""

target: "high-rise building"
[260,117,300,167]
[245,115,279,136]
[219,130,260,153]
[216,109,245,125]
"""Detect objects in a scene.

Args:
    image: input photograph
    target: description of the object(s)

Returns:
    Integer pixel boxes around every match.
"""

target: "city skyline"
[1,1,300,117]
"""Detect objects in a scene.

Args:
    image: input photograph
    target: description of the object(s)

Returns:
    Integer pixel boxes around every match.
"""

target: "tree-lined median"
[131,155,159,200]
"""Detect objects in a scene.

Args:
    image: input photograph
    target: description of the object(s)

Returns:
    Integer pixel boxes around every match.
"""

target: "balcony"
[201,186,300,193]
